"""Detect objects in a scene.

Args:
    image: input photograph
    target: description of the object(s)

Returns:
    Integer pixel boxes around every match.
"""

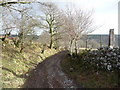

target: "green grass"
[61,54,119,88]
[2,39,58,88]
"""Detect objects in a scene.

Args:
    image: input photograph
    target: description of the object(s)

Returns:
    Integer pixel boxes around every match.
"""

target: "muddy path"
[23,50,80,88]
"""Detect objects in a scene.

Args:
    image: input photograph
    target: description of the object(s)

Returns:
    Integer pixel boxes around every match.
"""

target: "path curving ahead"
[23,50,79,88]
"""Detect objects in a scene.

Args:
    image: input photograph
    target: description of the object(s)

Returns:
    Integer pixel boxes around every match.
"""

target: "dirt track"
[23,50,79,88]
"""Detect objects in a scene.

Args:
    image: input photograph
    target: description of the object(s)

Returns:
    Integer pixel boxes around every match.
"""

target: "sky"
[0,0,119,35]
[38,0,119,34]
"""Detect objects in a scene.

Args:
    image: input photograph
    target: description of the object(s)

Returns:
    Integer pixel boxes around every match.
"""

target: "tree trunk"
[49,28,53,49]
[69,39,74,55]
[74,39,77,56]
[86,38,88,49]
[20,43,24,53]
[49,39,52,49]
[70,40,72,55]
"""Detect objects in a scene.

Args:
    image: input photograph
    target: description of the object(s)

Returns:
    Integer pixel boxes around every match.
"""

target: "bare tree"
[2,2,40,52]
[62,5,95,55]
[14,7,39,52]
[38,2,63,49]
[1,0,36,40]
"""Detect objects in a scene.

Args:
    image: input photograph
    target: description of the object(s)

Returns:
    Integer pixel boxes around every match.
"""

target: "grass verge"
[1,39,58,88]
[61,52,119,88]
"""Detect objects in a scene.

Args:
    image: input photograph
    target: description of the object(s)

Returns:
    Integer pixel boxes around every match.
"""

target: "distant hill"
[87,34,119,47]
[0,34,119,48]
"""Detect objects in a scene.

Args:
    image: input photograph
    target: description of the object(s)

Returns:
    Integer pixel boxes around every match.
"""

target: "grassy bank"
[1,39,58,88]
[61,49,119,88]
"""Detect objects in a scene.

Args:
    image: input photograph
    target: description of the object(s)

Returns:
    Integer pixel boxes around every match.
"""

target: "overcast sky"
[38,0,119,34]
[0,0,119,35]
